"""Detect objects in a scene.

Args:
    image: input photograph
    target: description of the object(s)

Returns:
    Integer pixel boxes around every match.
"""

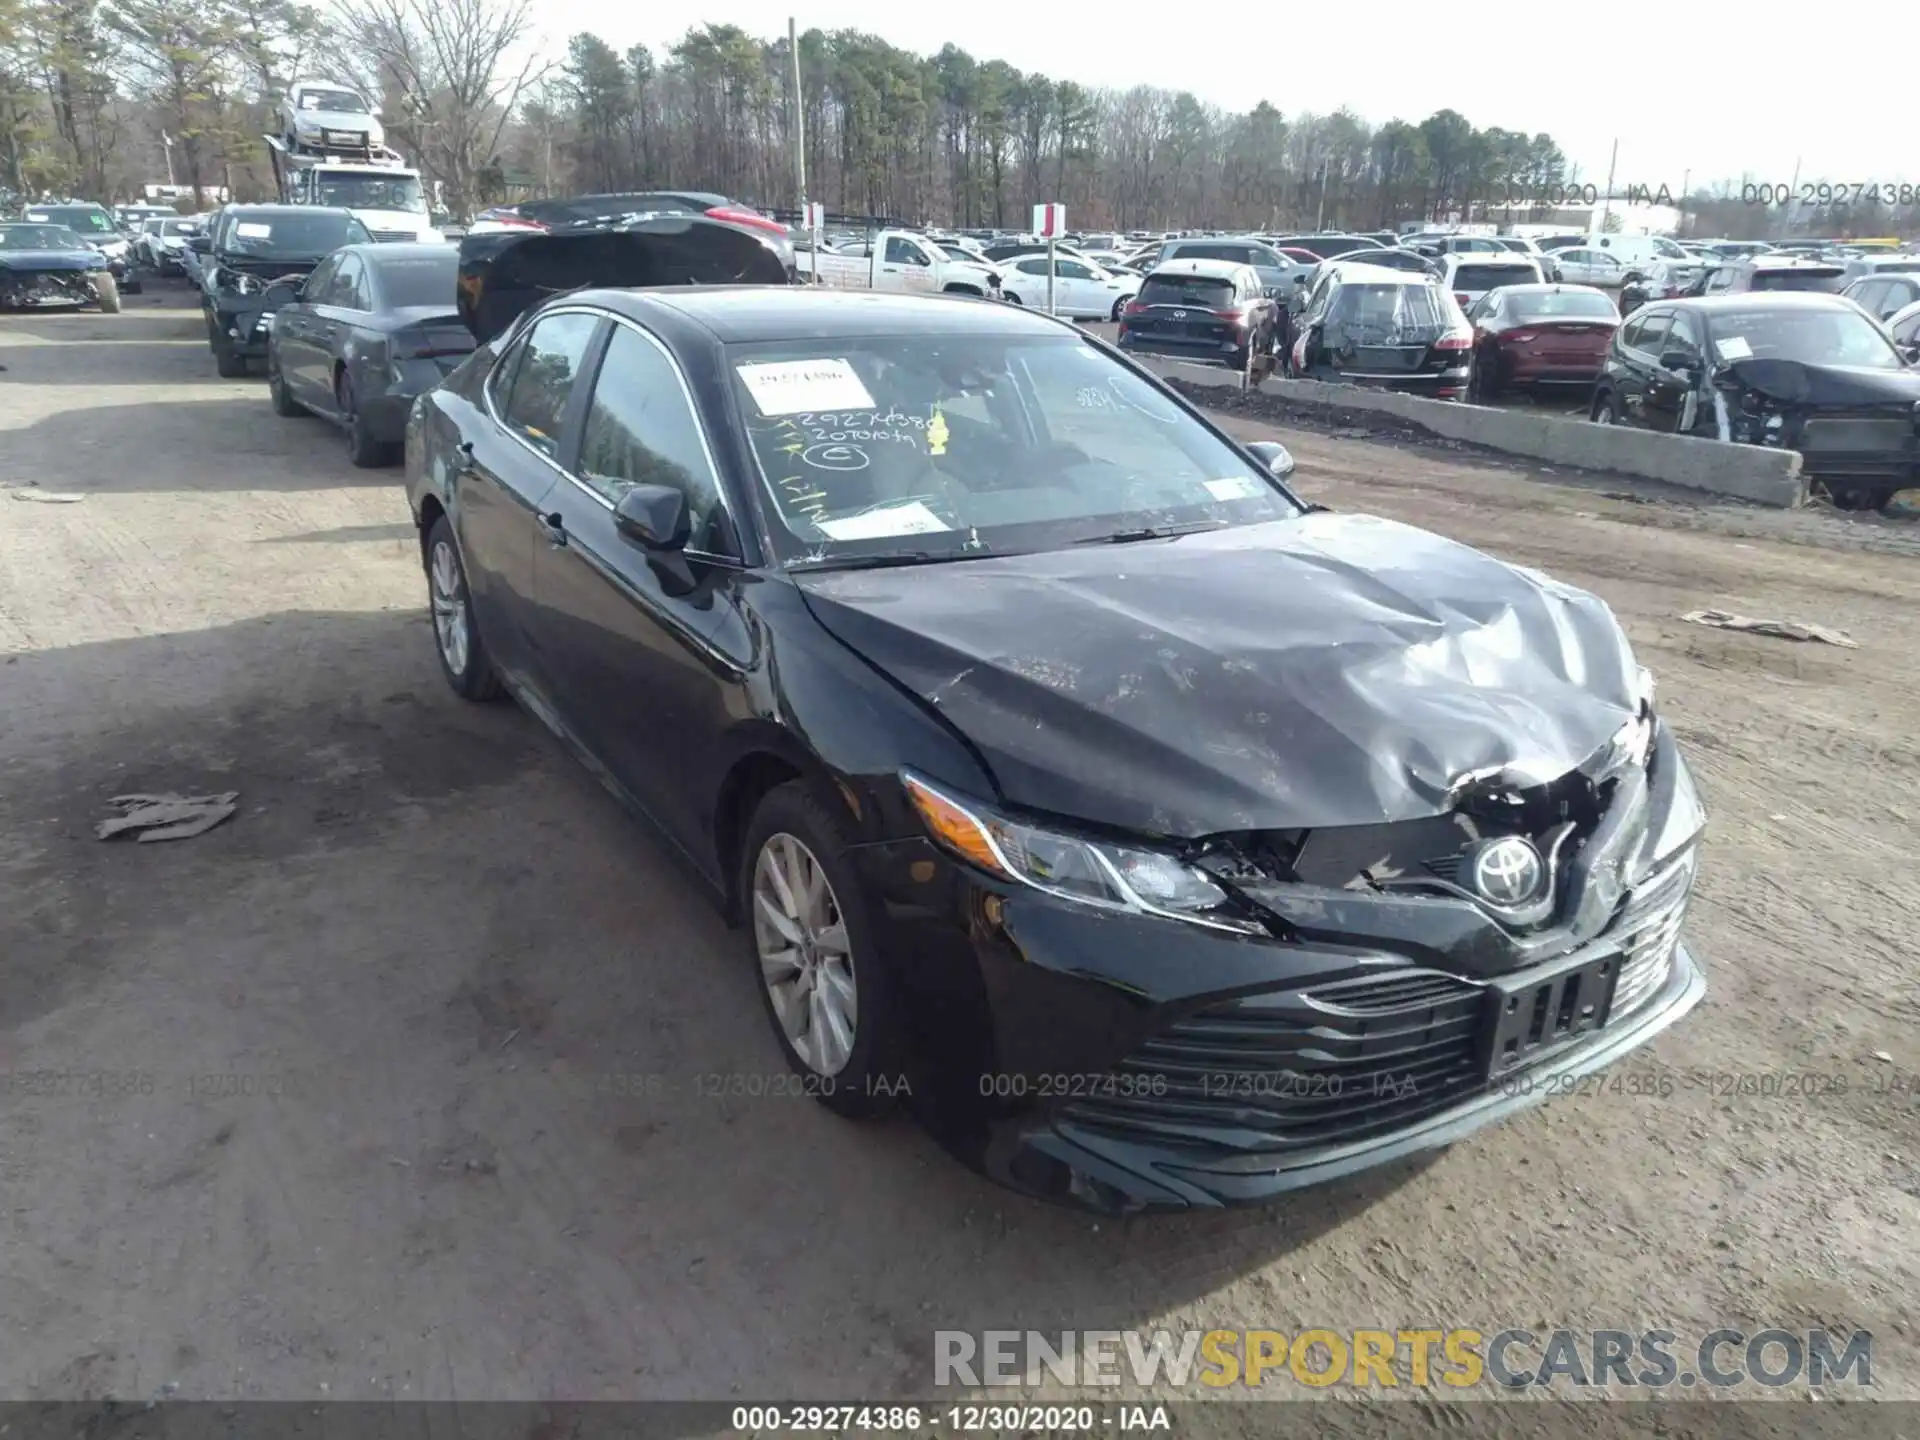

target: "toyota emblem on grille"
[1468,836,1546,907]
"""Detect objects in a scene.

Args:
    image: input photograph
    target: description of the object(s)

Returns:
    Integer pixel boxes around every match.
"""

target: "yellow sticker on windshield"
[927,410,949,456]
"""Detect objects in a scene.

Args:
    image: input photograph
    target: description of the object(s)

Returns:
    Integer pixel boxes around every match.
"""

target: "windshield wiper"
[789,547,996,572]
[1074,522,1224,545]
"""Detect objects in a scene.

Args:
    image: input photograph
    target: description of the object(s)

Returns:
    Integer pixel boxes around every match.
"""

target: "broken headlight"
[901,771,1262,935]
[221,269,264,295]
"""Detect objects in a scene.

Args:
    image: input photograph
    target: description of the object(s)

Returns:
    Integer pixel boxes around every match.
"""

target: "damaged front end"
[1696,356,1920,508]
[211,261,313,351]
[0,256,111,310]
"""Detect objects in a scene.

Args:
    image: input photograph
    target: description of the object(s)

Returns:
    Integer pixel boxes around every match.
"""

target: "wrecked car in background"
[0,221,124,312]
[1591,292,1920,510]
[403,246,1706,1214]
[197,203,371,378]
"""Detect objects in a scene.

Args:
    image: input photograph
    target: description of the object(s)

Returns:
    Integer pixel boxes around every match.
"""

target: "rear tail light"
[1509,330,1539,343]
[1454,292,1473,307]
[1433,332,1472,351]
[1216,307,1247,328]
[1122,300,1147,317]
[704,204,788,238]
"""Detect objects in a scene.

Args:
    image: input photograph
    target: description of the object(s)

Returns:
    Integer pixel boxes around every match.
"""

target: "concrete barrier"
[1158,365,1808,509]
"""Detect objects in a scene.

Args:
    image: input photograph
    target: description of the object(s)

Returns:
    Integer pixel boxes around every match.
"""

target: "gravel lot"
[3,286,1918,1418]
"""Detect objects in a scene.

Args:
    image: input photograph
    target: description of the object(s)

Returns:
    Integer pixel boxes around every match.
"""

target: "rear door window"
[1454,264,1532,292]
[495,311,601,460]
[1139,274,1234,308]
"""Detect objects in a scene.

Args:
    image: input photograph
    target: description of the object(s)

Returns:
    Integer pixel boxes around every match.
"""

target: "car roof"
[1888,298,1920,327]
[591,286,1085,343]
[1328,261,1441,286]
[344,241,453,262]
[222,203,357,216]
[1744,254,1843,268]
[1445,252,1539,266]
[1657,292,1855,313]
[1485,282,1611,298]
[1144,257,1253,280]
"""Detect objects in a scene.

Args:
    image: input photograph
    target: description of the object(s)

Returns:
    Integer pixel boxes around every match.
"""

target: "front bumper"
[851,740,1704,1213]
[216,304,280,358]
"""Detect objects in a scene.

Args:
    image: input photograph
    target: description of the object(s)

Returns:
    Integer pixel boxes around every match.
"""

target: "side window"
[1306,277,1337,324]
[885,237,928,266]
[1618,315,1644,350]
[1476,293,1502,321]
[302,255,341,304]
[496,311,599,460]
[1634,313,1672,354]
[1056,259,1094,280]
[1704,267,1736,295]
[327,254,364,309]
[577,326,729,553]
[1666,312,1702,359]
[1892,309,1920,347]
[1849,279,1886,316]
[1016,257,1048,275]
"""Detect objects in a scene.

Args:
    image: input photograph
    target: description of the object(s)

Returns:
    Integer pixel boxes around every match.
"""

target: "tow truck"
[264,134,441,244]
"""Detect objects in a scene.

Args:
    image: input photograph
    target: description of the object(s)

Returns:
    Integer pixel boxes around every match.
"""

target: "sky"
[529,0,1912,194]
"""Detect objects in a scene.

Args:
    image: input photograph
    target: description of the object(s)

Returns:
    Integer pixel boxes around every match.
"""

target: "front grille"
[370,229,417,243]
[1061,970,1489,1152]
[1611,848,1695,1020]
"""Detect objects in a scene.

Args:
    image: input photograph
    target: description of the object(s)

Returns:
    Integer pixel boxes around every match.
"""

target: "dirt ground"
[3,287,1918,1417]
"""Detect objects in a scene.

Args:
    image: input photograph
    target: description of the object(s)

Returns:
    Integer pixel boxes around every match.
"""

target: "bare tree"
[332,0,545,219]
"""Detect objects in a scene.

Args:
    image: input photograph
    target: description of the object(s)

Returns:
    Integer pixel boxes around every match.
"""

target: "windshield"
[311,174,426,213]
[1709,308,1904,370]
[369,252,457,307]
[1454,263,1536,292]
[0,223,89,251]
[1510,289,1618,320]
[221,211,369,257]
[1328,283,1452,342]
[299,88,369,113]
[1751,268,1845,293]
[1139,274,1235,308]
[727,334,1296,561]
[25,205,112,234]
[161,218,199,236]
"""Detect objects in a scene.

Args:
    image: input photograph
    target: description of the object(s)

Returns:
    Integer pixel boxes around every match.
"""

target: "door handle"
[538,511,567,547]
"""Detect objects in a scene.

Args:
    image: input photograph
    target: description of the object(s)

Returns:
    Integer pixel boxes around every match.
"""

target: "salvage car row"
[22,198,1716,1213]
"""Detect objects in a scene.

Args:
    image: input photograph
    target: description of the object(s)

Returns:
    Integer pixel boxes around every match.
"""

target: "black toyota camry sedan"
[404,224,1707,1213]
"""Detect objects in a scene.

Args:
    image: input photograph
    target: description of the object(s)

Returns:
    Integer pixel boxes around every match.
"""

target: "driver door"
[881,236,938,294]
[274,254,339,404]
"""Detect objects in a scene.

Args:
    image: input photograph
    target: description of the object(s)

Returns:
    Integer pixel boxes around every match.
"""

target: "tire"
[1002,291,1023,306]
[1229,345,1251,375]
[424,514,504,701]
[122,272,144,295]
[1109,296,1126,322]
[267,353,302,416]
[339,370,393,468]
[94,272,121,314]
[739,781,902,1120]
[212,329,246,377]
[1591,390,1620,425]
[1469,356,1501,404]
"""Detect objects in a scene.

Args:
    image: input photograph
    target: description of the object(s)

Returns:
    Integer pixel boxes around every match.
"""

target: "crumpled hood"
[797,513,1643,837]
[1716,357,1920,410]
[0,250,103,273]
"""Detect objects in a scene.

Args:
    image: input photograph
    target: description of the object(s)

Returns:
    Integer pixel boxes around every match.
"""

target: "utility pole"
[1314,154,1329,231]
[1782,155,1800,239]
[789,17,807,213]
[1596,137,1618,235]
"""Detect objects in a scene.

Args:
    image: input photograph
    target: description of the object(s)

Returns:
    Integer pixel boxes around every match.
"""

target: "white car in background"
[1440,252,1544,309]
[997,252,1141,319]
[280,80,386,155]
[1546,245,1632,289]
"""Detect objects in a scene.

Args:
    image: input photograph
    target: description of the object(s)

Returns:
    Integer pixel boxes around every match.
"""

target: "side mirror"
[1245,440,1297,480]
[1660,350,1697,374]
[186,235,211,253]
[1900,344,1920,365]
[613,483,690,550]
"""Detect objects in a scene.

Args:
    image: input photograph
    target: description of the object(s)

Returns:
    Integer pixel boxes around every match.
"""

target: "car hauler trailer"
[264,135,441,243]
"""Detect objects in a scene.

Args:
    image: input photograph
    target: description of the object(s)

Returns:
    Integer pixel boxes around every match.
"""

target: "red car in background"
[1464,283,1620,402]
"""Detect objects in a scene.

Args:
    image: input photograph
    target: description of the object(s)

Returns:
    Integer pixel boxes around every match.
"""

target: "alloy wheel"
[752,832,857,1076]
[429,538,470,677]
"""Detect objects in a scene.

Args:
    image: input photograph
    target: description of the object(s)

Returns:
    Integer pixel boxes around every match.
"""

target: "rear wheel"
[93,272,121,314]
[425,515,503,701]
[1468,355,1501,403]
[267,353,302,416]
[1591,390,1620,425]
[339,371,394,468]
[1002,291,1023,306]
[1109,296,1126,322]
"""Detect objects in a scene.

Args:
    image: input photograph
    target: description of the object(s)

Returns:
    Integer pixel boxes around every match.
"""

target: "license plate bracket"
[1480,951,1618,1079]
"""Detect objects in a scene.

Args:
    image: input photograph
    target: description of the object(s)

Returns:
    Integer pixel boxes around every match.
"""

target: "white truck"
[796,228,1003,300]
[263,135,441,244]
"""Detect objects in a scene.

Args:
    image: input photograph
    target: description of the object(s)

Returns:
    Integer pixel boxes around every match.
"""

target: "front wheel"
[425,514,504,701]
[741,782,902,1120]
[93,272,121,314]
[267,354,302,416]
[1002,291,1023,306]
[212,328,246,377]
